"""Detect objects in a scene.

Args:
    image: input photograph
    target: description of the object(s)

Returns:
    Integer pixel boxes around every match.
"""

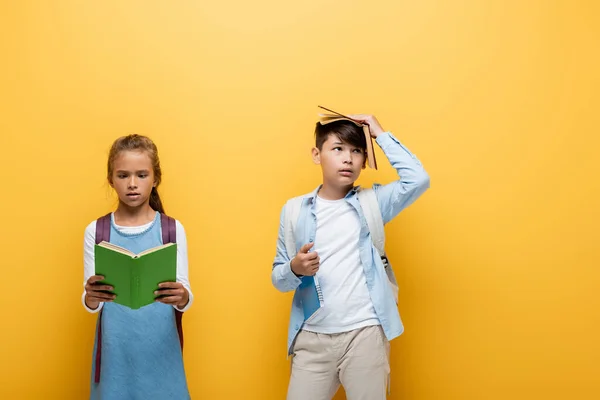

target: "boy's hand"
[85,275,115,309]
[348,114,385,138]
[291,243,320,276]
[155,281,189,309]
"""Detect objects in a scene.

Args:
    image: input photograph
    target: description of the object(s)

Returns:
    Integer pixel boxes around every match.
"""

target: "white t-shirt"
[302,196,379,334]
[81,217,193,313]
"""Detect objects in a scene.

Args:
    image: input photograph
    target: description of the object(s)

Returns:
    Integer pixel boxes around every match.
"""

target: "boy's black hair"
[314,120,366,151]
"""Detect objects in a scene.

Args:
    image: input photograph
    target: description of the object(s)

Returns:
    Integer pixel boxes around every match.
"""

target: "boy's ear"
[311,147,321,165]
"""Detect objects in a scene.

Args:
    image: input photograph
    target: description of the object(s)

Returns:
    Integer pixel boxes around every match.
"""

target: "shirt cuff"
[174,286,194,312]
[82,291,104,313]
[284,261,303,289]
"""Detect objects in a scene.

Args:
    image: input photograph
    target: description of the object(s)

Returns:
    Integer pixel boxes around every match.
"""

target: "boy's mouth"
[339,169,353,176]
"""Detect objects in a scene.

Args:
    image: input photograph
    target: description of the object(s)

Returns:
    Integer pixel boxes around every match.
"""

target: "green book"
[94,241,177,310]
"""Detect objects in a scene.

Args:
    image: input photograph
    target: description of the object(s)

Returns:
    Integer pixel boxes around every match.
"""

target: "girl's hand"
[85,275,116,309]
[348,114,385,138]
[155,281,189,309]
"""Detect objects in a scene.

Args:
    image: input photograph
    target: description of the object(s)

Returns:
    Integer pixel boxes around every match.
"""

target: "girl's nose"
[128,177,138,189]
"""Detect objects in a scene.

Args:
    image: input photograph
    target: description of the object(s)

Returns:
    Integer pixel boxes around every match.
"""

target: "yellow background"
[1,1,598,399]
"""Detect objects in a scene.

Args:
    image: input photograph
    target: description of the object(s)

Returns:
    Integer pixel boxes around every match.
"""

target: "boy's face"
[312,133,366,188]
[109,150,156,209]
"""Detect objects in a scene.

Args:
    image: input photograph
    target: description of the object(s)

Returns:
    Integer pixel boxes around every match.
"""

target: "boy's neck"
[318,182,354,200]
[114,202,156,226]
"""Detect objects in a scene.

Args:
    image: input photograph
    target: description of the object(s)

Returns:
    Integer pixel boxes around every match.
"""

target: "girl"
[82,134,193,399]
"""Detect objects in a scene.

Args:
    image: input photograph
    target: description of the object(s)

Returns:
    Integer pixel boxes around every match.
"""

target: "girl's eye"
[118,174,127,179]
[139,174,148,178]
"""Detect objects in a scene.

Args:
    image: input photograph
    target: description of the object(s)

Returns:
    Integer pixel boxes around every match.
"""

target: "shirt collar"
[303,185,361,203]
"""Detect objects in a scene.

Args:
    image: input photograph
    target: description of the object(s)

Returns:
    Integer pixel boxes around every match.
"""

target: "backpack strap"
[357,188,385,256]
[159,213,184,351]
[93,213,111,383]
[93,212,184,384]
[283,197,304,259]
[160,213,177,244]
[94,213,111,245]
[357,188,399,303]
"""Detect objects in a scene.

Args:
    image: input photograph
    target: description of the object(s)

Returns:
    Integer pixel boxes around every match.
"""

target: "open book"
[317,105,378,169]
[94,241,177,310]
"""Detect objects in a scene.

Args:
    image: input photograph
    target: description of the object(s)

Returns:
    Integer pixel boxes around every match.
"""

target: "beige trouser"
[287,325,391,400]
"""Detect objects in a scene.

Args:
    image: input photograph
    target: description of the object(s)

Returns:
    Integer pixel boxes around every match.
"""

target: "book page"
[137,242,176,258]
[97,241,135,257]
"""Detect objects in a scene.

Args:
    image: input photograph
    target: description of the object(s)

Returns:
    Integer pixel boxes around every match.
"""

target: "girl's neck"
[113,203,156,226]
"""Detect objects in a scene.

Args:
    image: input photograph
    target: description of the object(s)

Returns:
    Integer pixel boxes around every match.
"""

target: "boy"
[271,114,430,400]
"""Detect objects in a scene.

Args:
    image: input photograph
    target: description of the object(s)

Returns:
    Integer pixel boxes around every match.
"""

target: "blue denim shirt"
[271,132,430,355]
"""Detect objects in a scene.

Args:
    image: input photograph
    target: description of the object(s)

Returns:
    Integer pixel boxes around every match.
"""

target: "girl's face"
[109,150,156,209]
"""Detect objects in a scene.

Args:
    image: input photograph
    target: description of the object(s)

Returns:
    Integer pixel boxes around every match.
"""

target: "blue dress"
[90,212,190,400]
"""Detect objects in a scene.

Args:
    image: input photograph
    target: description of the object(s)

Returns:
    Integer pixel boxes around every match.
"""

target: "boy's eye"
[333,147,342,151]
[352,149,363,153]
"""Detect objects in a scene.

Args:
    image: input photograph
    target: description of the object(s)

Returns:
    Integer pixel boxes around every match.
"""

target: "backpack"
[92,213,184,384]
[283,188,399,303]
